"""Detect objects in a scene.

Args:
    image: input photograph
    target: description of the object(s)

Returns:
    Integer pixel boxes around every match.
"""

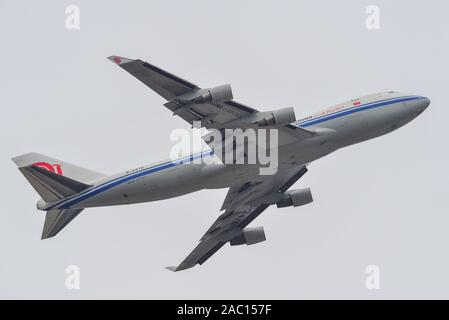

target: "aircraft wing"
[108,55,258,128]
[108,55,314,142]
[167,165,308,271]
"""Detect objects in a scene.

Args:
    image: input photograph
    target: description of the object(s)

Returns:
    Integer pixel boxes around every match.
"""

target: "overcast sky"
[1,0,448,299]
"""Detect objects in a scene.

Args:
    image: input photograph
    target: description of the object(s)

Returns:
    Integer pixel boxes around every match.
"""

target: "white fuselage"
[44,92,429,211]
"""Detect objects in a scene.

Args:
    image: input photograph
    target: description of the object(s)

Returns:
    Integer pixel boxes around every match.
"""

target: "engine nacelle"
[230,226,266,246]
[257,107,296,127]
[276,188,313,208]
[189,84,233,105]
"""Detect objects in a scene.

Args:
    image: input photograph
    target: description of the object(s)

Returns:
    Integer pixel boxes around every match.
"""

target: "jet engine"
[276,188,313,208]
[187,84,233,105]
[257,107,296,127]
[230,226,266,246]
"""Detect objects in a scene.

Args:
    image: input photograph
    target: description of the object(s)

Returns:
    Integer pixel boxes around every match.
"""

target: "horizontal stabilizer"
[18,165,91,202]
[42,208,83,239]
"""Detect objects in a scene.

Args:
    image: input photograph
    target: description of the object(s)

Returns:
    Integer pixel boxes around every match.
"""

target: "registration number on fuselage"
[126,166,144,174]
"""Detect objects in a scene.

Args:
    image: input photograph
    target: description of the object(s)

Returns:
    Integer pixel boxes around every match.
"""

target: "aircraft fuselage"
[43,92,429,210]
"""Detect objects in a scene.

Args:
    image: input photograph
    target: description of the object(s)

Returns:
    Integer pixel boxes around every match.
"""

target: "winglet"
[165,266,178,272]
[107,55,135,66]
[166,263,198,272]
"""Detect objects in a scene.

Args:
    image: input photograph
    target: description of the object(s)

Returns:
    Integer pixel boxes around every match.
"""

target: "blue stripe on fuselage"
[47,150,214,210]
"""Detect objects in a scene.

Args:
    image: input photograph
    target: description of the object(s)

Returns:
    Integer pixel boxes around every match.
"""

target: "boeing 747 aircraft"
[12,56,430,271]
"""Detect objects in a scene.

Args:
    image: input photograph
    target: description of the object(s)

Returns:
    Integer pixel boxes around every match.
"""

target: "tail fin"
[12,152,105,184]
[18,165,92,202]
[12,152,105,202]
[12,153,106,239]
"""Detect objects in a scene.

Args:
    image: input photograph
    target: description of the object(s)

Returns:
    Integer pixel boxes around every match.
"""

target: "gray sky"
[1,0,448,299]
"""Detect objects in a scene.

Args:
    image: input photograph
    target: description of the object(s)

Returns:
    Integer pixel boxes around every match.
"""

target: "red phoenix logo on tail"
[32,162,63,175]
[112,56,122,64]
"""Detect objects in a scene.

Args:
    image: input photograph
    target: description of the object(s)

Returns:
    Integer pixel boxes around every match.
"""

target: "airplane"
[12,55,430,271]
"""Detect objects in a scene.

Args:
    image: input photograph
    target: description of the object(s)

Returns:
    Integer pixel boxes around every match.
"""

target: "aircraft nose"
[419,96,431,110]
